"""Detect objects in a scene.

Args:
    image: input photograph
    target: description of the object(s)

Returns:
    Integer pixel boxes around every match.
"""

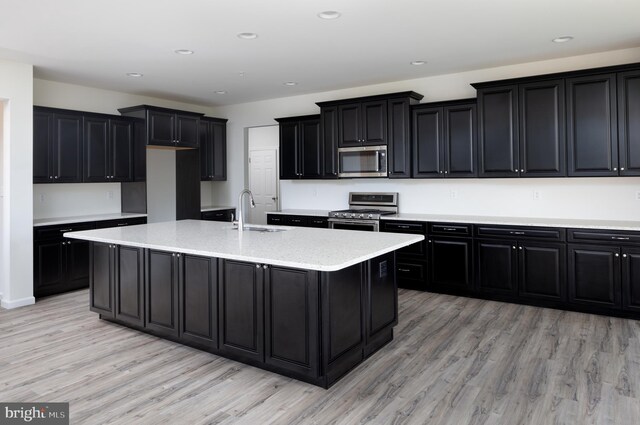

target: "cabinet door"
[65,238,91,291]
[444,103,477,177]
[219,260,264,362]
[618,70,640,176]
[476,239,518,296]
[115,246,145,327]
[33,109,53,183]
[362,100,387,146]
[83,116,109,182]
[568,244,621,308]
[518,242,566,302]
[199,121,211,180]
[279,121,300,179]
[519,80,566,177]
[89,242,114,317]
[265,266,319,378]
[429,238,473,293]
[145,250,179,337]
[387,98,411,178]
[110,119,133,182]
[148,110,175,146]
[53,112,83,182]
[412,107,443,177]
[176,114,199,148]
[210,121,227,180]
[179,254,217,349]
[477,85,519,177]
[567,74,618,176]
[133,119,146,181]
[321,106,339,178]
[34,240,65,298]
[365,253,397,349]
[300,118,322,178]
[338,102,361,147]
[622,248,640,313]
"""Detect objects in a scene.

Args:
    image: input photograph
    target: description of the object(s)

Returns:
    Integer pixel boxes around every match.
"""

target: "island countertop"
[64,220,423,272]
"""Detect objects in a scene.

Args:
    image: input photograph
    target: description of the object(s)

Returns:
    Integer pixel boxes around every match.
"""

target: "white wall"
[33,183,122,219]
[209,47,640,220]
[0,60,34,309]
[0,100,5,299]
[146,149,176,223]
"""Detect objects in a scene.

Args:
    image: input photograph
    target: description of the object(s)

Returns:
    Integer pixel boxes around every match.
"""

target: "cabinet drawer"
[285,216,308,227]
[396,262,426,281]
[95,217,147,229]
[429,223,472,237]
[267,215,285,225]
[383,221,427,233]
[307,217,328,228]
[35,222,96,241]
[568,229,640,245]
[475,225,565,241]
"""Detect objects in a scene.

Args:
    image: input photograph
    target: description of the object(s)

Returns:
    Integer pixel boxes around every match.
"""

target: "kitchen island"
[65,220,423,388]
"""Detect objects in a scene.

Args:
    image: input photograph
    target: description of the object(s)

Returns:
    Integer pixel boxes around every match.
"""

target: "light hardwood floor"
[1,289,639,425]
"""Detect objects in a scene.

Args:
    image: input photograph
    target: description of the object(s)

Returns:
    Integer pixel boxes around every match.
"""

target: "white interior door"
[249,148,278,224]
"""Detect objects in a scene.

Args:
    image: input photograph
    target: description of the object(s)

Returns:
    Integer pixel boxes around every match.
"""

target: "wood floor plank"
[1,288,640,424]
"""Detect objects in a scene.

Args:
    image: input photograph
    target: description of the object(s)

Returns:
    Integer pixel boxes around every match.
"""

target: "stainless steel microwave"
[338,145,387,178]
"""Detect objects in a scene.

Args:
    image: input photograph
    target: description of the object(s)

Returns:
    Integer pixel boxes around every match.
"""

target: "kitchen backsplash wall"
[280,178,640,221]
[33,183,121,219]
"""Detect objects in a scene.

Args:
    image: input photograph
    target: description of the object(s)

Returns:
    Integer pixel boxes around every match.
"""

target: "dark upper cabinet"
[387,98,412,178]
[321,106,339,178]
[618,70,640,176]
[519,79,566,177]
[145,249,180,338]
[412,100,476,178]
[476,239,519,296]
[133,119,146,181]
[337,103,361,146]
[84,115,133,182]
[276,115,321,179]
[622,247,640,313]
[200,117,228,181]
[567,74,618,176]
[568,244,621,309]
[477,85,519,177]
[338,100,387,147]
[118,105,204,148]
[33,107,83,183]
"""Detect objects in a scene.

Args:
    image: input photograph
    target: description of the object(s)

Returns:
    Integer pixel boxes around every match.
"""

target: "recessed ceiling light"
[214,90,227,94]
[126,72,143,77]
[283,82,298,86]
[237,32,258,40]
[318,11,341,20]
[410,60,427,66]
[174,49,194,55]
[552,36,574,43]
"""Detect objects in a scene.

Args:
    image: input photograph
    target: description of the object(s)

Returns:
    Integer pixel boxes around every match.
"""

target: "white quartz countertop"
[267,209,332,217]
[381,213,640,231]
[64,220,423,272]
[34,213,147,227]
[201,206,236,212]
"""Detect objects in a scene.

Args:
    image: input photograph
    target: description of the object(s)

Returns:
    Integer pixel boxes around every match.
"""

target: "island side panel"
[364,252,397,357]
[321,263,365,387]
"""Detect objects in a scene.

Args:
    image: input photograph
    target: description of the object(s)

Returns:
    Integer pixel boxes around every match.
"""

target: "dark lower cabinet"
[218,260,264,362]
[518,242,566,302]
[364,253,397,356]
[265,266,319,379]
[89,242,115,317]
[145,250,180,337]
[115,246,144,327]
[622,248,640,313]
[568,244,621,309]
[476,240,518,296]
[179,254,218,349]
[428,238,473,293]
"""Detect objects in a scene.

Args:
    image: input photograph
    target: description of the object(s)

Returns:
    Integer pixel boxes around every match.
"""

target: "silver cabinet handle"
[614,167,618,171]
[612,237,630,240]
[444,170,448,174]
[263,264,268,269]
[49,176,53,179]
[520,169,524,172]
[398,268,411,272]
[615,253,620,257]
[512,246,516,249]
[623,254,628,258]
[519,246,523,250]
[59,229,72,232]
[256,264,261,268]
[621,168,625,171]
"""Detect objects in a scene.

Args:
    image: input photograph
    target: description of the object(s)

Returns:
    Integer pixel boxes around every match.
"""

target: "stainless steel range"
[328,192,398,232]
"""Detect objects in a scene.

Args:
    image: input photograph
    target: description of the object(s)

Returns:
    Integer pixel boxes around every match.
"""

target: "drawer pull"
[443,227,458,231]
[59,228,73,232]
[117,223,128,226]
[510,231,525,235]
[397,225,411,229]
[398,268,411,272]
[612,236,630,240]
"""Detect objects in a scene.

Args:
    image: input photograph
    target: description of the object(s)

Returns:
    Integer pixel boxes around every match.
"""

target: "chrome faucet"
[236,189,256,231]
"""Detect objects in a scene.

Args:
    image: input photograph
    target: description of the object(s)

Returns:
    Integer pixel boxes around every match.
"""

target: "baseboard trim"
[1,296,36,309]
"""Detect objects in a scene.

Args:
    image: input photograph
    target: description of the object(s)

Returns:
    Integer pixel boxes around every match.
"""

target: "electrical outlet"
[450,190,458,200]
[39,194,45,203]
[313,189,317,197]
[107,190,113,200]
[533,190,541,200]
[636,191,640,201]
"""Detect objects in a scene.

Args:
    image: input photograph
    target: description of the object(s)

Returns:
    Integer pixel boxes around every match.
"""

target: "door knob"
[272,197,278,201]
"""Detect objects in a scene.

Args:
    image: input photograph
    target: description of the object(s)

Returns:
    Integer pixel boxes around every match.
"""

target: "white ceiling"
[1,0,639,107]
